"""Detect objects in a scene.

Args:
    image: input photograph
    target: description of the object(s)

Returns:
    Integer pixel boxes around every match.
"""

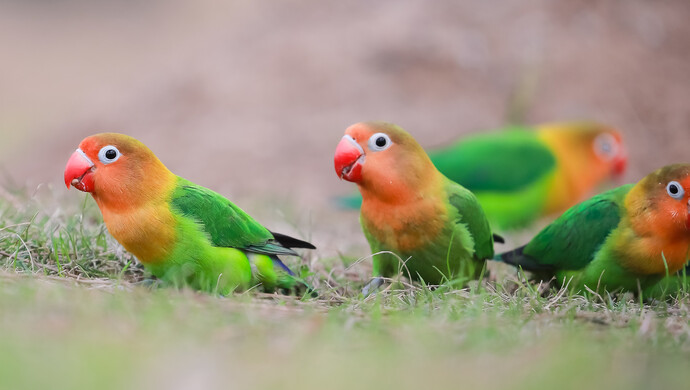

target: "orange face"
[64,133,173,210]
[589,129,627,177]
[334,123,403,185]
[333,122,437,201]
[65,133,144,193]
[627,164,690,234]
[619,164,690,274]
[651,167,690,232]
[539,122,628,179]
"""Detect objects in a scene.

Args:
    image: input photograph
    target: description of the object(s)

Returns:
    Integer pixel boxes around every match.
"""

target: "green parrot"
[64,133,315,295]
[333,121,500,293]
[336,122,628,230]
[496,164,690,293]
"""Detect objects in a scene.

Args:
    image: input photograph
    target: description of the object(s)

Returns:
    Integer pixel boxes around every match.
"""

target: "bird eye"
[367,133,392,152]
[666,181,685,200]
[593,133,618,160]
[98,145,121,164]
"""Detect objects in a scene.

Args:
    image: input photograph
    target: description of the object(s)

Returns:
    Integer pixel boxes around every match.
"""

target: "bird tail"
[494,245,550,272]
[270,231,316,250]
[250,254,317,297]
[271,256,295,276]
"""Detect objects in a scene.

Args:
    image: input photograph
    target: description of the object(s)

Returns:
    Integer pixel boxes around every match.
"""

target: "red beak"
[334,135,364,182]
[64,149,95,192]
[612,149,628,177]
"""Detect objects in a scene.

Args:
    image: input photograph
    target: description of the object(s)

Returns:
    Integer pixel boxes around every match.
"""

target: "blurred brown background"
[1,0,689,256]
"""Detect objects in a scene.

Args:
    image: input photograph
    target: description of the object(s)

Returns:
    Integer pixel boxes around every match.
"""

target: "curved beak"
[334,135,365,182]
[64,149,95,192]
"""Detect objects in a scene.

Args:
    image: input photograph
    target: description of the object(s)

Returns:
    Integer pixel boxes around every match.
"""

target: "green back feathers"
[471,173,554,230]
[170,178,301,257]
[498,184,633,271]
[445,179,494,260]
[429,129,556,192]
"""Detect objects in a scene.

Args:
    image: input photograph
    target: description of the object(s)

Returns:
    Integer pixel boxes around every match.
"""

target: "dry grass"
[1,185,690,390]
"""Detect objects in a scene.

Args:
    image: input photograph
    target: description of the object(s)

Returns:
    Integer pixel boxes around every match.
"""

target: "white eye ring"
[593,133,618,161]
[666,181,685,200]
[98,145,121,164]
[367,133,392,152]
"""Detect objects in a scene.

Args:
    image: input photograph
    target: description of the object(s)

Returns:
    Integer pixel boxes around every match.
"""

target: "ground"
[1,1,690,389]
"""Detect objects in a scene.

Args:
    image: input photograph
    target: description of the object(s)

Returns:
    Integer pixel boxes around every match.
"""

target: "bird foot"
[135,278,162,289]
[362,277,385,297]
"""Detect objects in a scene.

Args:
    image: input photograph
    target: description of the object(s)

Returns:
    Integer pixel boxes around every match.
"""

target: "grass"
[1,185,690,390]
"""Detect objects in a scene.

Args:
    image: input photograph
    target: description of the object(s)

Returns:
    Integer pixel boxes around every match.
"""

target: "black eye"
[367,132,392,152]
[666,181,685,200]
[98,145,121,164]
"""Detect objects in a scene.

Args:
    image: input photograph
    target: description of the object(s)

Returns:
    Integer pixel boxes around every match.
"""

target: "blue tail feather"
[271,256,295,276]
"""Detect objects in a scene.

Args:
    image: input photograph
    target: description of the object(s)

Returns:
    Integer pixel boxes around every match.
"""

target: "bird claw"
[135,278,162,289]
[362,277,385,297]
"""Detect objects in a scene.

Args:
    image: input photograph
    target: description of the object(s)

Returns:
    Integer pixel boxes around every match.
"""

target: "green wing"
[498,185,632,271]
[170,178,299,256]
[445,179,495,260]
[429,129,556,192]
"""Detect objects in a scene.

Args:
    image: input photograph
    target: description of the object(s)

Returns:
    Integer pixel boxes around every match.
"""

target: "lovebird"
[337,122,628,230]
[496,164,690,293]
[64,133,315,295]
[334,121,498,293]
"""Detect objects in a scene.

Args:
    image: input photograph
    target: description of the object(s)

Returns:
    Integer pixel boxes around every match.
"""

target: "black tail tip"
[270,231,316,250]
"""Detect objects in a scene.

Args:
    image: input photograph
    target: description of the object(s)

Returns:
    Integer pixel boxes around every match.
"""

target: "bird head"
[64,133,172,207]
[333,121,437,202]
[539,122,628,180]
[628,164,690,234]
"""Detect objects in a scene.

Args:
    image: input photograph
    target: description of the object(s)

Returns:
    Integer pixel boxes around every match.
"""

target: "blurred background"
[1,0,689,256]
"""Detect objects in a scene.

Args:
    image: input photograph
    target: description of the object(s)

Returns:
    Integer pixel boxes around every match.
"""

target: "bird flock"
[63,121,690,298]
